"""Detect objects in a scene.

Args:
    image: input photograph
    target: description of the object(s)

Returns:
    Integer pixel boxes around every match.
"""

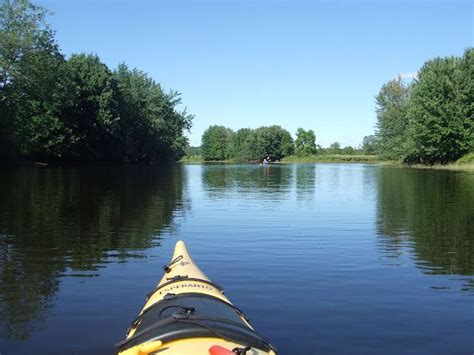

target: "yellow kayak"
[117,240,277,355]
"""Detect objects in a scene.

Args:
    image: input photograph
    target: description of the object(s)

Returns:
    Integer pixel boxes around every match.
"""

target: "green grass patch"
[407,163,474,172]
[457,152,474,164]
[405,153,474,172]
[181,154,382,164]
[179,155,204,163]
[281,154,381,163]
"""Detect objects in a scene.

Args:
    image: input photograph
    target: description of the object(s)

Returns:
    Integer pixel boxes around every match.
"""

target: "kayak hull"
[118,241,276,355]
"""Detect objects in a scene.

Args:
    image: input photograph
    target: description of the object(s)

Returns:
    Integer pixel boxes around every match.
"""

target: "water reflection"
[295,164,315,201]
[376,167,474,280]
[1,163,473,352]
[201,164,293,199]
[0,166,186,339]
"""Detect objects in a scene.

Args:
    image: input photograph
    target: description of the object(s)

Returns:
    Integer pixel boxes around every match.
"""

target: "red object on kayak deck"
[209,345,235,355]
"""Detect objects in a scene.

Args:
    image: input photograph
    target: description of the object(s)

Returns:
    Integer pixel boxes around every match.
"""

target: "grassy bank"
[179,155,204,163]
[180,154,381,164]
[407,163,474,172]
[179,152,474,172]
[405,153,474,172]
[280,154,381,163]
[180,156,237,164]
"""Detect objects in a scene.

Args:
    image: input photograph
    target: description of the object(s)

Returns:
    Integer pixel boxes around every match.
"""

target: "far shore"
[180,154,381,164]
[2,155,472,172]
[180,155,474,172]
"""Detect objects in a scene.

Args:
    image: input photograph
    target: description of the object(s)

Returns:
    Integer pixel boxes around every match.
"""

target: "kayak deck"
[118,241,276,355]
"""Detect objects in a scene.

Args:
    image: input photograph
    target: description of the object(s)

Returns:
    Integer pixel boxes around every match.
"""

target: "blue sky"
[40,0,472,147]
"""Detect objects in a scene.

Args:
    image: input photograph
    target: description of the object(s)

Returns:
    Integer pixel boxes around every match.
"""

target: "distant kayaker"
[262,157,269,165]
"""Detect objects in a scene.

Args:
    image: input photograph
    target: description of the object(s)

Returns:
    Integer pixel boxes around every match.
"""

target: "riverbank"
[0,158,50,167]
[280,154,380,163]
[179,155,205,163]
[402,152,474,172]
[180,154,381,164]
[179,154,474,172]
[5,154,472,172]
[405,162,474,172]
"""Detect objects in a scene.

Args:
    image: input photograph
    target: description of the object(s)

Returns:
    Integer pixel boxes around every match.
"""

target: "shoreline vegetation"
[1,0,472,169]
[180,153,474,172]
[1,1,192,164]
[281,154,380,163]
[193,48,472,170]
[181,154,380,163]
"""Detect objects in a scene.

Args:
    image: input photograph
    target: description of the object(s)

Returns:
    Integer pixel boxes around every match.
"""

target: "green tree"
[405,55,471,163]
[326,142,341,155]
[59,54,120,160]
[113,63,192,163]
[362,135,377,155]
[341,145,355,155]
[0,0,58,90]
[252,125,294,160]
[374,76,411,160]
[458,48,474,151]
[0,0,193,163]
[295,128,317,156]
[185,145,202,157]
[201,125,234,160]
[0,0,64,158]
[228,128,253,161]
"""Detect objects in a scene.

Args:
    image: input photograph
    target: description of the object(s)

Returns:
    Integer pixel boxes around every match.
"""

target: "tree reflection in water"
[376,167,474,282]
[0,166,186,339]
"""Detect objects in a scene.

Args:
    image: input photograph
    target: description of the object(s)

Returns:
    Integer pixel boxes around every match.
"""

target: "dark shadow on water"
[0,166,186,340]
[376,167,474,282]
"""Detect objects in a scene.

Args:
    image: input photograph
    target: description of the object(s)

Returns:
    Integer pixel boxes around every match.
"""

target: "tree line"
[201,125,294,161]
[200,125,373,161]
[372,48,473,164]
[0,0,192,163]
[199,49,472,164]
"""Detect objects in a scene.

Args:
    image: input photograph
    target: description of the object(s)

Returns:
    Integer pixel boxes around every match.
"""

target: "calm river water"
[0,164,473,354]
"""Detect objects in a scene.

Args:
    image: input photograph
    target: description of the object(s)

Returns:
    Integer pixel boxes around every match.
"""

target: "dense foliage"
[375,48,473,164]
[405,55,472,163]
[374,77,411,160]
[251,125,294,160]
[199,124,373,161]
[295,128,317,156]
[185,145,202,157]
[201,125,234,160]
[0,0,192,163]
[201,125,294,161]
[326,142,341,155]
[228,128,254,161]
[362,135,377,155]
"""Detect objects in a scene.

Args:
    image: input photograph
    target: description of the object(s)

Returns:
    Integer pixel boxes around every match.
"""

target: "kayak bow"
[117,240,277,355]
